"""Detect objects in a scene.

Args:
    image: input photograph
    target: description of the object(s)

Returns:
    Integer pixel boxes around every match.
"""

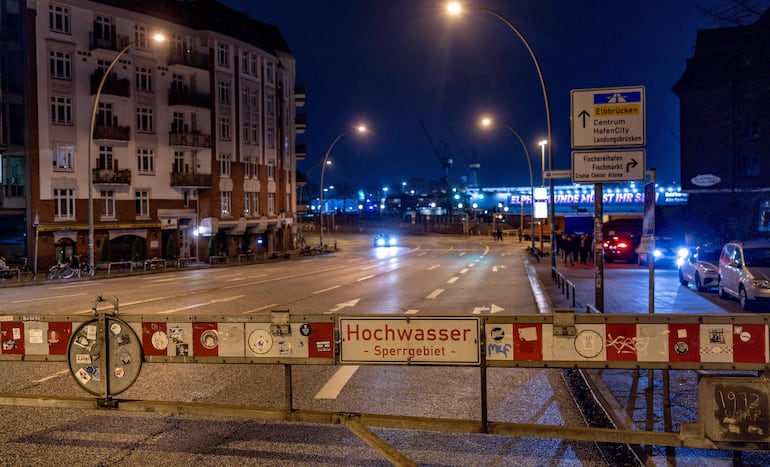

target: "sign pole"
[594,183,604,312]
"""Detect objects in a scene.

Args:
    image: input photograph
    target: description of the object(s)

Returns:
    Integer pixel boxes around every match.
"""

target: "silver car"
[718,240,770,311]
[678,247,721,291]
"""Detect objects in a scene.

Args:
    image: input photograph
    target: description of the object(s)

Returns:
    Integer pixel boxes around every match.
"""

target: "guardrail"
[2,296,770,463]
[551,266,576,308]
[107,260,133,275]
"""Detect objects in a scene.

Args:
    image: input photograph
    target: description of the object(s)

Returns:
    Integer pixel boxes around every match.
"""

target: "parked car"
[373,233,397,248]
[678,246,721,291]
[636,237,688,268]
[718,240,770,311]
[602,234,640,263]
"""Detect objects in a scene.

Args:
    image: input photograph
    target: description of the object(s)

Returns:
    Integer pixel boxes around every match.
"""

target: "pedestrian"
[571,233,580,265]
[579,234,589,264]
[562,235,574,266]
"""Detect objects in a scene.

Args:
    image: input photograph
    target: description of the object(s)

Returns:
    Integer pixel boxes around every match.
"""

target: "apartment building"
[3,0,304,268]
[673,9,770,243]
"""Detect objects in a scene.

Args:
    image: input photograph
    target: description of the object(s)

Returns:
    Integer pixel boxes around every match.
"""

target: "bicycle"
[0,256,33,282]
[47,258,75,280]
[72,254,94,277]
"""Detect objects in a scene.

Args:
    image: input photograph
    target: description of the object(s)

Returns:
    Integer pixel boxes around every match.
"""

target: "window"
[244,156,251,178]
[243,121,250,144]
[98,146,114,170]
[100,190,115,219]
[265,62,274,84]
[53,188,75,220]
[135,24,149,50]
[49,3,70,34]
[137,148,155,174]
[241,51,249,74]
[221,191,232,216]
[135,66,153,92]
[252,192,260,215]
[267,159,275,180]
[251,89,259,109]
[51,95,72,124]
[94,15,113,42]
[49,50,71,79]
[135,190,150,218]
[52,142,74,171]
[267,128,275,149]
[268,192,275,215]
[173,151,185,173]
[217,42,229,67]
[218,80,230,104]
[220,117,231,141]
[136,106,154,132]
[242,87,250,109]
[251,55,259,77]
[266,94,275,116]
[219,153,231,177]
[172,34,185,56]
[172,112,184,133]
[96,102,113,126]
[243,192,251,215]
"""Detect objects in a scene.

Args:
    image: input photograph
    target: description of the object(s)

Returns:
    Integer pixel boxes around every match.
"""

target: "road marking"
[312,285,341,295]
[315,365,360,399]
[447,276,459,284]
[426,288,444,299]
[361,264,379,270]
[405,309,419,314]
[48,283,94,289]
[329,298,360,313]
[33,369,70,383]
[459,252,466,256]
[418,252,427,257]
[357,275,374,282]
[12,293,87,303]
[459,268,469,274]
[428,265,440,270]
[158,295,245,314]
[468,263,476,268]
[242,303,279,314]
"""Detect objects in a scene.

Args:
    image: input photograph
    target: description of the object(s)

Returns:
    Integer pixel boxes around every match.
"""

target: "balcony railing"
[295,143,307,160]
[295,113,307,134]
[93,124,130,142]
[170,172,212,188]
[89,31,128,52]
[294,83,306,107]
[168,50,210,70]
[92,168,131,185]
[168,86,211,108]
[169,131,211,149]
[90,71,130,97]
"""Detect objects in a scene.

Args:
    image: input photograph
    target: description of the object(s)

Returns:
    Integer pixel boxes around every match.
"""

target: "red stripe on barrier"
[1,322,25,355]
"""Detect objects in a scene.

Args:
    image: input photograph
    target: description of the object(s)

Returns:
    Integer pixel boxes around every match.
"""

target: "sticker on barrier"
[67,316,142,396]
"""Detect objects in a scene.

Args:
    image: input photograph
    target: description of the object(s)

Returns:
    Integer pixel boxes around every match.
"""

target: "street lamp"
[480,117,535,249]
[539,140,547,187]
[319,125,366,246]
[87,33,165,273]
[447,2,556,269]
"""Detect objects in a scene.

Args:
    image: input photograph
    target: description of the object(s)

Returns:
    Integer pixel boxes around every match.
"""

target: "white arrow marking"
[490,304,505,314]
[472,306,490,314]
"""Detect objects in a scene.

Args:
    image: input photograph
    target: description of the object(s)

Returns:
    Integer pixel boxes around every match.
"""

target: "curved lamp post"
[480,118,535,250]
[319,125,366,246]
[447,2,556,269]
[87,33,165,273]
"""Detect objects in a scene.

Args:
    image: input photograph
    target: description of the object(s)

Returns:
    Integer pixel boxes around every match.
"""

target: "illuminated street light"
[87,33,165,273]
[480,117,536,249]
[539,140,548,187]
[447,3,556,269]
[319,125,367,245]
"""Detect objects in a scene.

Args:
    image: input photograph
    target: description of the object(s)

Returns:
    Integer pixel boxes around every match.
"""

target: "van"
[717,240,770,311]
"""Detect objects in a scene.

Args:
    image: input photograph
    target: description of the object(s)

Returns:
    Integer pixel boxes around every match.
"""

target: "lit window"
[52,142,74,171]
[221,191,232,216]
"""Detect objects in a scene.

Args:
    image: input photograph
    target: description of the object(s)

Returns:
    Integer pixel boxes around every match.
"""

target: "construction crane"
[418,118,453,192]
[448,127,480,190]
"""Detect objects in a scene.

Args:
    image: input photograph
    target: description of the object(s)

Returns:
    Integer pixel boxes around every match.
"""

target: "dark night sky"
[222,0,722,193]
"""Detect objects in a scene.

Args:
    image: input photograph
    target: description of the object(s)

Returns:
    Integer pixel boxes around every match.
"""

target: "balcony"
[92,168,131,185]
[93,124,130,143]
[295,143,307,161]
[90,71,130,97]
[89,31,128,52]
[170,172,212,188]
[168,85,211,108]
[169,131,212,149]
[295,113,307,134]
[168,50,210,70]
[294,83,306,107]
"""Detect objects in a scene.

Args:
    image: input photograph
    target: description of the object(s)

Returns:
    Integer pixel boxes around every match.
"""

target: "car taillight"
[617,242,628,249]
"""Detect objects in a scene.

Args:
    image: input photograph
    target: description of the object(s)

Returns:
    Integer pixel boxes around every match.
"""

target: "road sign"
[571,150,646,183]
[571,86,645,148]
[543,169,572,180]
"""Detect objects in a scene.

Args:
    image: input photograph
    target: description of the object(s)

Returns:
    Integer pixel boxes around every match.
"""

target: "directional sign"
[543,169,572,180]
[571,150,646,183]
[571,86,645,148]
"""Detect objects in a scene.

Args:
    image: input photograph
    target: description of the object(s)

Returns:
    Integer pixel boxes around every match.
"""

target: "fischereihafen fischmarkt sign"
[570,86,646,183]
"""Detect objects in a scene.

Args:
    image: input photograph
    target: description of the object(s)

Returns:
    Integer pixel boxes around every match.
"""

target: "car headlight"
[653,249,662,258]
[751,279,770,289]
[677,248,690,258]
[388,236,397,246]
[376,238,385,247]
